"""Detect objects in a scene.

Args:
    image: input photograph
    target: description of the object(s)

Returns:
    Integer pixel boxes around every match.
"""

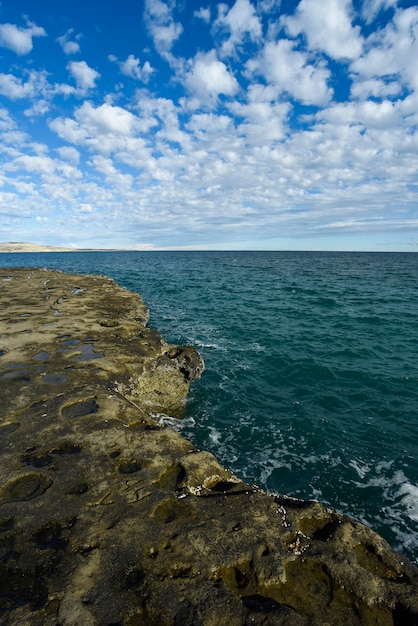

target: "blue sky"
[0,0,417,250]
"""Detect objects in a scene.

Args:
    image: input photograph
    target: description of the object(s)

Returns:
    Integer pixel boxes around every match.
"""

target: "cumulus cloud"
[215,0,262,56]
[75,101,137,135]
[0,107,16,131]
[229,84,290,145]
[8,154,82,183]
[49,101,150,160]
[194,7,211,23]
[57,29,81,55]
[282,0,363,60]
[56,146,81,164]
[109,54,155,83]
[67,61,100,92]
[48,116,88,145]
[89,155,133,190]
[184,49,239,107]
[249,39,333,106]
[350,6,418,92]
[316,99,402,131]
[24,99,50,117]
[350,78,401,100]
[1,0,418,250]
[361,0,397,25]
[0,21,46,55]
[0,73,36,99]
[0,70,48,100]
[144,0,183,56]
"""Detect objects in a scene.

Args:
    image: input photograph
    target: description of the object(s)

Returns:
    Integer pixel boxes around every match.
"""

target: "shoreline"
[1,267,418,624]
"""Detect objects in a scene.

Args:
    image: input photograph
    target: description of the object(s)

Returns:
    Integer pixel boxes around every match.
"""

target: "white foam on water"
[195,341,226,350]
[375,459,394,473]
[248,342,266,353]
[155,413,196,431]
[257,457,293,486]
[208,426,222,445]
[393,471,418,523]
[347,463,418,563]
[349,459,372,479]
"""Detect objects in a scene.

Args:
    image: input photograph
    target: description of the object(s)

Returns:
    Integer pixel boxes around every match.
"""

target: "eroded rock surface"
[0,268,417,626]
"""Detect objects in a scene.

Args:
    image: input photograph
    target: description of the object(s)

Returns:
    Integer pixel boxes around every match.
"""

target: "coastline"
[1,267,417,625]
[0,243,115,253]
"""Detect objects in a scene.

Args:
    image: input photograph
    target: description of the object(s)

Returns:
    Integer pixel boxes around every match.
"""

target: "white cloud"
[229,84,290,145]
[9,154,82,182]
[186,112,234,138]
[24,99,50,117]
[57,146,80,164]
[350,78,401,100]
[350,7,418,92]
[194,7,211,23]
[184,49,239,107]
[48,117,88,145]
[144,0,183,56]
[0,107,16,131]
[256,0,280,11]
[13,154,56,175]
[282,0,363,61]
[1,1,418,251]
[67,60,100,92]
[215,0,262,55]
[57,29,81,54]
[53,83,77,98]
[110,54,155,82]
[316,99,402,131]
[0,21,46,55]
[75,101,137,135]
[0,73,35,99]
[49,101,151,161]
[361,0,397,25]
[249,39,333,106]
[0,70,49,100]
[89,155,133,190]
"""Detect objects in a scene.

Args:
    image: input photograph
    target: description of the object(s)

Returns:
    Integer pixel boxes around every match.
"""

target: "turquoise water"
[1,251,418,563]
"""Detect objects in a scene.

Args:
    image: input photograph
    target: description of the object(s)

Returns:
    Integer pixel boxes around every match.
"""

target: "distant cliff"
[0,242,77,253]
[0,268,417,625]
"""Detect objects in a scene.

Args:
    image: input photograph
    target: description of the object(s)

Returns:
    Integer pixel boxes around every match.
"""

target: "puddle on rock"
[0,422,20,434]
[60,339,80,346]
[0,473,53,504]
[61,398,99,419]
[2,370,29,380]
[41,374,68,385]
[34,352,50,360]
[72,344,104,361]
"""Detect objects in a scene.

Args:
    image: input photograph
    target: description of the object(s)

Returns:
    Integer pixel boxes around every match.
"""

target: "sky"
[0,0,417,251]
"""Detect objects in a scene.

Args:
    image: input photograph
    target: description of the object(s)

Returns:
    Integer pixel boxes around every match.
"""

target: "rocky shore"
[1,268,417,625]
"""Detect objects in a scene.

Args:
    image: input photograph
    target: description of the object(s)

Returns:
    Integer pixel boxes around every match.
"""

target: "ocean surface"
[1,251,418,564]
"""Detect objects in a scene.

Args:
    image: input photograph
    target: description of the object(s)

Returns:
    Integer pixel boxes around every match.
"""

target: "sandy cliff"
[0,242,76,253]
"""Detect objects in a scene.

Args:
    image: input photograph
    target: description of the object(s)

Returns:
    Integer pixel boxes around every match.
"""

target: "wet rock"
[0,268,417,625]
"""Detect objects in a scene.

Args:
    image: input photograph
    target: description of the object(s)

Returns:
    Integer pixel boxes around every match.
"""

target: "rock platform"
[0,268,417,625]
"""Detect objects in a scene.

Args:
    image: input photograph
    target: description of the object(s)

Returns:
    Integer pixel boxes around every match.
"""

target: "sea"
[1,250,417,565]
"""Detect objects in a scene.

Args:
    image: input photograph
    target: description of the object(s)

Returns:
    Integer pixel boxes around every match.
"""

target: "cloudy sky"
[0,0,417,250]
